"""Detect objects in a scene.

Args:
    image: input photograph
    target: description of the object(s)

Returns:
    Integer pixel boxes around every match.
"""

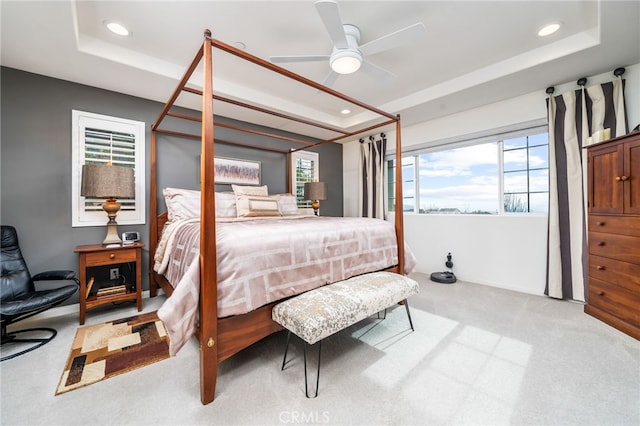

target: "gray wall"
[1,67,343,306]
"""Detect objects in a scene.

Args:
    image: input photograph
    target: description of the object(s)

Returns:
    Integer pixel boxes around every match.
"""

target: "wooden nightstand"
[74,242,144,325]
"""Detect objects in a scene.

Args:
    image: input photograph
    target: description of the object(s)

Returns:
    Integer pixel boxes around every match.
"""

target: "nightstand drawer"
[85,249,137,266]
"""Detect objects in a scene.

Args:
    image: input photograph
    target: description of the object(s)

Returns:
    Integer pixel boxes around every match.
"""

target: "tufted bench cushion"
[271,271,419,345]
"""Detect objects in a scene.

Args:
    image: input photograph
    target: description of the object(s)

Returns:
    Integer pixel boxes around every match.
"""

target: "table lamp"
[81,163,135,245]
[304,181,327,216]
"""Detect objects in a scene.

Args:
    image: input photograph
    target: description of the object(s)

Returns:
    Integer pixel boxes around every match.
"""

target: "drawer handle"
[597,241,605,246]
[596,265,605,270]
[621,175,629,181]
[615,176,621,182]
[109,253,116,259]
[597,291,605,296]
[596,221,605,226]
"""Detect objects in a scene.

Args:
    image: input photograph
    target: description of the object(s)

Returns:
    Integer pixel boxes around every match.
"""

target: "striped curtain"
[546,74,628,301]
[359,134,387,219]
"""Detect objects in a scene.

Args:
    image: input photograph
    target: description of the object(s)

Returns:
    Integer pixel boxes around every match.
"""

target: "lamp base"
[102,199,123,245]
[102,220,122,245]
[312,200,320,216]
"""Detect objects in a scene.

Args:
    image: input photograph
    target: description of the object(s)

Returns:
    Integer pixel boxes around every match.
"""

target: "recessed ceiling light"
[340,109,351,115]
[105,21,130,36]
[233,41,246,50]
[538,22,561,37]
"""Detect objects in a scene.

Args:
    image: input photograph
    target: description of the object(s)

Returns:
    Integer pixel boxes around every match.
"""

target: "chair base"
[1,327,57,361]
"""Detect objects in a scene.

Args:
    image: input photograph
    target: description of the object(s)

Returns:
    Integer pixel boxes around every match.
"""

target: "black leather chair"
[1,225,79,361]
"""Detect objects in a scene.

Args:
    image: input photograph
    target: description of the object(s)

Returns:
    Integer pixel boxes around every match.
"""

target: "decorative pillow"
[235,194,282,217]
[164,188,241,219]
[215,192,237,218]
[163,187,200,222]
[231,184,269,197]
[277,194,299,215]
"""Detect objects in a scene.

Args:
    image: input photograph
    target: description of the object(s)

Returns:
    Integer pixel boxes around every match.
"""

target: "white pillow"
[215,192,237,218]
[231,184,269,196]
[163,187,200,222]
[163,188,239,219]
[277,194,299,215]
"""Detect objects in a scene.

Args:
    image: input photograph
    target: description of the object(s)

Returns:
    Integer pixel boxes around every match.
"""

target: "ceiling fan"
[270,0,426,86]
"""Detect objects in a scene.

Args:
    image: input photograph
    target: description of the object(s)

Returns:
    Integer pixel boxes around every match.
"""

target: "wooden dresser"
[585,130,640,340]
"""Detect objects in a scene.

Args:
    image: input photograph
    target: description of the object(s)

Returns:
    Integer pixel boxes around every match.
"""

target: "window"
[72,110,146,227]
[387,156,416,212]
[290,151,319,208]
[388,126,548,215]
[502,133,549,213]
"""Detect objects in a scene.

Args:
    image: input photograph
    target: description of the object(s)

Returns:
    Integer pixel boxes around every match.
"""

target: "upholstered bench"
[271,271,420,397]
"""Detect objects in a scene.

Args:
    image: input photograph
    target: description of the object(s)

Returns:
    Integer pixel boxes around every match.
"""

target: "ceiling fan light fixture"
[330,50,362,74]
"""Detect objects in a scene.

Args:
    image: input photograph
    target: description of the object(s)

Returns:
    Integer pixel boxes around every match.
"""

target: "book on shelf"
[96,285,127,298]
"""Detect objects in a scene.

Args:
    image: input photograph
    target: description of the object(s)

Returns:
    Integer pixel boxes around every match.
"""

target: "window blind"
[83,127,137,212]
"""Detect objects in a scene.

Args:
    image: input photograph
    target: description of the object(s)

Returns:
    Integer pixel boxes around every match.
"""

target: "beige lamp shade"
[81,164,135,199]
[81,164,135,245]
[304,181,328,201]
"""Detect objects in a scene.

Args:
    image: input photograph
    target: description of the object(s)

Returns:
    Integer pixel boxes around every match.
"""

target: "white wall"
[343,63,640,295]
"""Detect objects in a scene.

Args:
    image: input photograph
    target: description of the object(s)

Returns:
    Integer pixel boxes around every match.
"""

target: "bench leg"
[303,340,322,398]
[281,331,292,371]
[377,308,387,320]
[404,299,415,331]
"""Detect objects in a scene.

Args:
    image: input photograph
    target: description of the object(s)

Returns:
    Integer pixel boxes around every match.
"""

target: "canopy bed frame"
[149,30,405,405]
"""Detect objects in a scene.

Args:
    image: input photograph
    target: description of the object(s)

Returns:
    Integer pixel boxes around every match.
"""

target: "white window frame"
[71,110,146,227]
[290,150,319,208]
[387,121,548,215]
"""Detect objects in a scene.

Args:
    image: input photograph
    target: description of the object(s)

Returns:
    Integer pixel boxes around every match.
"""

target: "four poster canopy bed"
[149,30,411,405]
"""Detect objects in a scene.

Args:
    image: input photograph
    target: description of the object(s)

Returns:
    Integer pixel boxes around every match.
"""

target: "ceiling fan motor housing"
[330,24,362,74]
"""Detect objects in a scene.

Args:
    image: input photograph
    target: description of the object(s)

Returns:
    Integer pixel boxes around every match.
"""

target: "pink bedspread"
[155,215,416,354]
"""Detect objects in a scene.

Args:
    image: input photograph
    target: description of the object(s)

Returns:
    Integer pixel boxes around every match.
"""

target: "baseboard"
[412,271,547,298]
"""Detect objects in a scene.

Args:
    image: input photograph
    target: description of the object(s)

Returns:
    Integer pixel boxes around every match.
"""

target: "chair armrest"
[32,270,79,285]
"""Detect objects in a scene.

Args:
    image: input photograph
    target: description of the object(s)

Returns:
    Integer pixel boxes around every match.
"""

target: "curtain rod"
[546,67,626,95]
[358,132,386,143]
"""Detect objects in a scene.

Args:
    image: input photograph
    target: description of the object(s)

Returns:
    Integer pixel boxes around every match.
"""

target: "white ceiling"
[2,1,639,141]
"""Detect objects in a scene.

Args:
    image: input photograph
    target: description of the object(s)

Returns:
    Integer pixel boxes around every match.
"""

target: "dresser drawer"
[85,248,137,266]
[589,255,640,294]
[588,278,640,328]
[589,215,640,237]
[588,232,640,264]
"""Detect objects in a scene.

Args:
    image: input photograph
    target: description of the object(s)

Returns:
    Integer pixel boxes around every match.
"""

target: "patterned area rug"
[56,311,170,395]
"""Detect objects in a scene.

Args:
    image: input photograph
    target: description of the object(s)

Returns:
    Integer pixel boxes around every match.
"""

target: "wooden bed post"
[199,31,219,405]
[287,151,292,194]
[395,116,405,274]
[149,130,158,297]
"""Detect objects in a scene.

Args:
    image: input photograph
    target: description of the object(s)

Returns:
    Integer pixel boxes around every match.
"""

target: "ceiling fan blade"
[360,61,396,84]
[321,70,339,87]
[314,0,348,49]
[270,55,330,64]
[359,22,426,56]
